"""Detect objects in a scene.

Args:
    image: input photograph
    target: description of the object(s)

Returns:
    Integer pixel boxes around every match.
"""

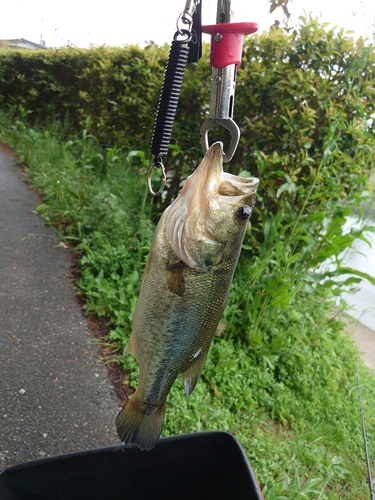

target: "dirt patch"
[0,143,16,156]
[84,312,134,407]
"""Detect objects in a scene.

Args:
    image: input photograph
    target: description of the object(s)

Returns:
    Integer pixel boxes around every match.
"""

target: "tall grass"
[1,112,375,498]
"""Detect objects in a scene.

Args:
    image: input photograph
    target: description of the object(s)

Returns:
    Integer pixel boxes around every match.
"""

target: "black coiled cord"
[150,31,191,161]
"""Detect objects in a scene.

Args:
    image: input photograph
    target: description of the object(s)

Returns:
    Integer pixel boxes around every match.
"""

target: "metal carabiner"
[176,0,200,35]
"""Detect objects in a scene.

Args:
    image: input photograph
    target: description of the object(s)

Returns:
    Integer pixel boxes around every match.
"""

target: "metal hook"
[200,117,240,163]
[176,0,200,36]
[148,159,167,196]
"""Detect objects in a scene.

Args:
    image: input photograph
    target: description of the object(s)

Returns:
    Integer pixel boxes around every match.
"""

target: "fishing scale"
[148,0,258,195]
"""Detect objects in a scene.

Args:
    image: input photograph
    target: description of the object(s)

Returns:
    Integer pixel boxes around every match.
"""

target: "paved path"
[0,148,119,470]
[345,318,375,372]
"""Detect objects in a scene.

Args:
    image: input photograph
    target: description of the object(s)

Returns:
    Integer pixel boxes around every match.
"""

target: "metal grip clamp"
[200,21,258,162]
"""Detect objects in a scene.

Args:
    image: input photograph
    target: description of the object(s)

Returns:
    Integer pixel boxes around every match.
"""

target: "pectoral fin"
[165,262,185,297]
[181,352,208,397]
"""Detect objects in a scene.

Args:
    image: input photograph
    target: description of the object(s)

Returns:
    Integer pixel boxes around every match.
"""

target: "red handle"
[202,22,258,68]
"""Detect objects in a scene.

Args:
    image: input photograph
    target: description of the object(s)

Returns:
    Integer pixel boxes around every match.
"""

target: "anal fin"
[181,352,208,397]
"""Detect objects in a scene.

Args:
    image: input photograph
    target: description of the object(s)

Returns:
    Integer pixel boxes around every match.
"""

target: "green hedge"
[0,45,169,148]
[0,18,374,218]
[236,18,375,228]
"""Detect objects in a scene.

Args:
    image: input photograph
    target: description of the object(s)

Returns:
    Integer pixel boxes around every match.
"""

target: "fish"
[116,142,259,450]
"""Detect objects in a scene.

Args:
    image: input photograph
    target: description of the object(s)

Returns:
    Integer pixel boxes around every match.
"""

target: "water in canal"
[340,217,375,331]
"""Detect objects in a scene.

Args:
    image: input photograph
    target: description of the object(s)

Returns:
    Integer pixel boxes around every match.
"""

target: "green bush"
[0,19,374,220]
[235,18,375,231]
[0,45,167,151]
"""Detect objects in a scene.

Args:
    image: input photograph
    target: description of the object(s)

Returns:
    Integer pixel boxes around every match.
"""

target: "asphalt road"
[0,147,119,470]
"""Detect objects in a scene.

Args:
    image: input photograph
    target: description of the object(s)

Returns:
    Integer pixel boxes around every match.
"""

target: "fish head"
[166,142,259,269]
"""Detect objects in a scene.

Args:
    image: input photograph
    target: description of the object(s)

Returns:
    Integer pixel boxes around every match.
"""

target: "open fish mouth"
[183,141,259,218]
[166,142,259,270]
[220,170,259,193]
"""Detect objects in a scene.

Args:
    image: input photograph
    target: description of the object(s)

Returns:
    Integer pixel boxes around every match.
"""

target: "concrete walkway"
[0,147,119,470]
[341,194,375,371]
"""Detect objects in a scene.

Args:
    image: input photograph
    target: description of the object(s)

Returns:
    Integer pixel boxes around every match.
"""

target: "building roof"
[0,38,47,50]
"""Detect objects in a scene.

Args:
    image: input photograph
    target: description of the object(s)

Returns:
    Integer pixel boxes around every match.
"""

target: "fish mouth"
[166,143,259,269]
[183,142,259,205]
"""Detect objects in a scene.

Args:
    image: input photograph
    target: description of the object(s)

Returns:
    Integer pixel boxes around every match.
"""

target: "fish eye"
[236,205,251,221]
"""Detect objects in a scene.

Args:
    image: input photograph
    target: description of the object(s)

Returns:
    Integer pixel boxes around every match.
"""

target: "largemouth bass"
[116,142,259,450]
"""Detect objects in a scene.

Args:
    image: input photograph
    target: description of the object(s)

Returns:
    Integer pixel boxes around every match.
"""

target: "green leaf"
[337,267,375,285]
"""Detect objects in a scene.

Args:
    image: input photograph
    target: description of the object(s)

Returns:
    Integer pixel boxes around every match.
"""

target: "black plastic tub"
[0,431,263,499]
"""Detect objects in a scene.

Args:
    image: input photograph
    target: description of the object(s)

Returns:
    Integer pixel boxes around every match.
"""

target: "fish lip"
[197,142,224,194]
[222,171,259,193]
[202,142,259,194]
[182,142,259,196]
[208,141,224,163]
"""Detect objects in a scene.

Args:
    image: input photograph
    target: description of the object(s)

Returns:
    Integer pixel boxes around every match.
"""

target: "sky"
[1,0,374,48]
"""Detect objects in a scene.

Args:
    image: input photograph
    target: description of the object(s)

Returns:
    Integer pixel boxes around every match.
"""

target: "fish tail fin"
[116,393,166,451]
